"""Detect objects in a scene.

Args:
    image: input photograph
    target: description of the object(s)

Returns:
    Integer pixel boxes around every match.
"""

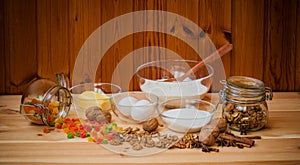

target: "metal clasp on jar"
[265,87,273,101]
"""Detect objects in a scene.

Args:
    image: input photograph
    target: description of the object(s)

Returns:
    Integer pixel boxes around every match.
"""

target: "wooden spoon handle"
[177,43,233,81]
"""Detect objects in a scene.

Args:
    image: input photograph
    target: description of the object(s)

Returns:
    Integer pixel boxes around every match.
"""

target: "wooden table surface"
[0,92,300,164]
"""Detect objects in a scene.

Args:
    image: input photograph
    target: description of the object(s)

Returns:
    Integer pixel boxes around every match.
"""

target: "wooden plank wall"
[0,0,299,94]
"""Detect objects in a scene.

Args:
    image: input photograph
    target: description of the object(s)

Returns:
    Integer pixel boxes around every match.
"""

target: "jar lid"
[227,76,265,90]
[222,76,271,103]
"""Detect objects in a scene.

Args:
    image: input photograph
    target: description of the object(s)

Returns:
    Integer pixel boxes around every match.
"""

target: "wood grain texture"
[69,0,101,85]
[4,0,37,94]
[1,0,300,94]
[0,0,5,94]
[199,0,231,90]
[167,0,199,60]
[296,0,300,91]
[263,0,297,91]
[37,0,70,81]
[99,0,133,91]
[231,0,264,80]
[132,0,167,91]
[0,93,300,164]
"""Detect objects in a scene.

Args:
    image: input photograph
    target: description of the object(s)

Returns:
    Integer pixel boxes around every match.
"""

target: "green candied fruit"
[102,139,108,144]
[111,123,117,127]
[75,132,80,137]
[67,132,74,139]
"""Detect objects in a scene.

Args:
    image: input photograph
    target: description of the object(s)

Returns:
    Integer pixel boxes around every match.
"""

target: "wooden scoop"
[164,43,233,82]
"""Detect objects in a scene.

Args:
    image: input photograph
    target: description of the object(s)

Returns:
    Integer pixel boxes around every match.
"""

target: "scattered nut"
[143,118,159,133]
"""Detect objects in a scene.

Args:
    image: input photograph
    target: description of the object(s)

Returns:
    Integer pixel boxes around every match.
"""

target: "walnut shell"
[85,106,101,121]
[143,118,159,133]
[85,106,111,123]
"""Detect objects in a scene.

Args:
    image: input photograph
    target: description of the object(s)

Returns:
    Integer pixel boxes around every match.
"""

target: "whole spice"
[142,118,159,133]
[170,133,219,152]
[218,133,255,147]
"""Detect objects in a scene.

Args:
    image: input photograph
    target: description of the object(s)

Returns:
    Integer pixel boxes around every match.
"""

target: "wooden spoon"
[164,43,233,82]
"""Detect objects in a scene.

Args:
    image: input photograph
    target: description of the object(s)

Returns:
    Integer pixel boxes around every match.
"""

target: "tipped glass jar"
[219,76,272,134]
[20,73,72,127]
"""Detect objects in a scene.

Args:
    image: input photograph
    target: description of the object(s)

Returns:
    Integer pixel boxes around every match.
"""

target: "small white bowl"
[158,98,216,133]
[113,91,158,123]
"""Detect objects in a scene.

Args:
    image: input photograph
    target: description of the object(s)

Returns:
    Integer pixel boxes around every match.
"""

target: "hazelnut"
[143,118,159,133]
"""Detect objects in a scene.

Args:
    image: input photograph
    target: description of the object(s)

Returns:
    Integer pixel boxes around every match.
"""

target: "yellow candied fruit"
[52,107,59,114]
[29,110,36,114]
[116,127,123,132]
[49,101,60,107]
[87,137,94,142]
[55,117,64,123]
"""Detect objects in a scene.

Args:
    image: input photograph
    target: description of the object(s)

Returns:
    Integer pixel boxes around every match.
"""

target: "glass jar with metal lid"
[219,76,272,134]
[20,73,72,127]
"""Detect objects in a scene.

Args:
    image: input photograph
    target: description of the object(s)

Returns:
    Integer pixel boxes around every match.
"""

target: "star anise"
[216,137,227,147]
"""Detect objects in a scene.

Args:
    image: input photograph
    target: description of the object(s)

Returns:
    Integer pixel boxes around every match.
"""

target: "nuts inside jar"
[222,102,268,133]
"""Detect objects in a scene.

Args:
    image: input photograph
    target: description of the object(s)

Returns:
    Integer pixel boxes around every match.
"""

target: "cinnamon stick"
[219,134,255,146]
[235,142,252,148]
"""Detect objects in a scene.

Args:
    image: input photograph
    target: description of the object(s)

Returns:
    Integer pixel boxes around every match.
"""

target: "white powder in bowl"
[161,108,212,132]
[140,79,208,98]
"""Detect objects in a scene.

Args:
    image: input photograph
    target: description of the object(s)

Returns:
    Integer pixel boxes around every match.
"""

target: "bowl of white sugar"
[158,98,216,133]
[135,60,214,100]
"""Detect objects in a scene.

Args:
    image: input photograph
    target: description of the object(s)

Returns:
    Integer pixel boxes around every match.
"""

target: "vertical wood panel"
[100,0,133,90]
[69,0,101,84]
[132,0,167,90]
[37,0,69,81]
[0,0,5,94]
[4,0,37,94]
[167,0,199,60]
[199,0,231,78]
[231,0,264,80]
[295,0,300,91]
[2,0,300,94]
[264,0,297,91]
